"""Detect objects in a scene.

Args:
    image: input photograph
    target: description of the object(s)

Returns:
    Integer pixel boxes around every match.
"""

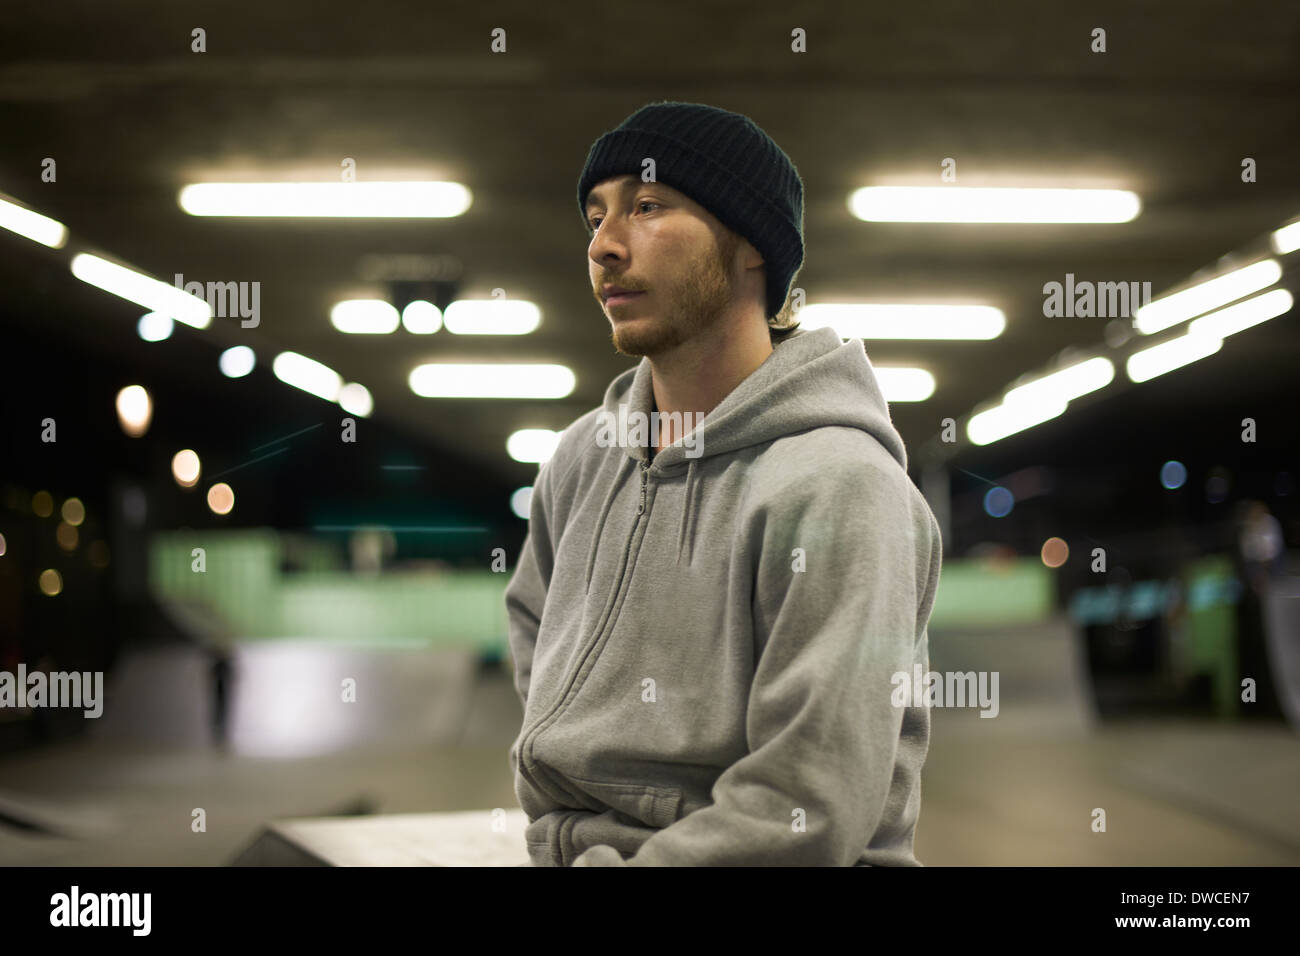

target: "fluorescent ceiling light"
[273,351,343,401]
[510,487,534,520]
[1126,332,1222,384]
[409,363,575,399]
[507,429,562,463]
[70,253,212,328]
[1271,221,1300,255]
[178,181,472,217]
[964,357,1114,445]
[331,300,400,334]
[137,312,174,342]
[0,194,67,247]
[1187,288,1293,340]
[1003,357,1114,407]
[849,187,1141,223]
[443,299,541,335]
[1134,259,1281,335]
[797,303,1005,339]
[402,300,441,334]
[967,396,1068,446]
[338,382,373,417]
[219,346,256,378]
[873,368,936,402]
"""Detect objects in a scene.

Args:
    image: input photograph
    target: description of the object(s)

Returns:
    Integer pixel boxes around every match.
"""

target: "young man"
[506,101,944,866]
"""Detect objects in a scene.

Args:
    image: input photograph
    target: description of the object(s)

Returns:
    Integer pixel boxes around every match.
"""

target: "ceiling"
[2,0,1298,491]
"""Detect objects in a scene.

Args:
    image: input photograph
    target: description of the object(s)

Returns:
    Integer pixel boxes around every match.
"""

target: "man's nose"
[589,218,629,263]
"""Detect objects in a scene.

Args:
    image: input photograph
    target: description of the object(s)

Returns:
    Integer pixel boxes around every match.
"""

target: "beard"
[608,230,740,358]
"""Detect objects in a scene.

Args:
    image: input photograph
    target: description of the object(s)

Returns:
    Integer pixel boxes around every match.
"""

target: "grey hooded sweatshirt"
[505,325,943,866]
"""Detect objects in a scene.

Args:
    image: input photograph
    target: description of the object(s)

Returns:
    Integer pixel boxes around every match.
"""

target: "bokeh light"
[31,490,54,517]
[207,482,234,515]
[510,486,534,519]
[219,345,256,378]
[61,497,85,525]
[137,311,174,341]
[1040,536,1069,568]
[56,521,78,551]
[172,449,201,487]
[1160,460,1187,490]
[115,384,153,437]
[983,486,1014,518]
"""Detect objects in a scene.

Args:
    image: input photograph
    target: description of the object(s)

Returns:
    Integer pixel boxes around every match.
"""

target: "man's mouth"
[605,291,645,307]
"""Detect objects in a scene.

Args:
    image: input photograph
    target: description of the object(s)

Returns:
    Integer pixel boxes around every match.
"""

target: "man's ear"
[740,237,764,270]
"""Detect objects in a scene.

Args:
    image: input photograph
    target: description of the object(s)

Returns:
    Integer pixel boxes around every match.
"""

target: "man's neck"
[649,318,775,454]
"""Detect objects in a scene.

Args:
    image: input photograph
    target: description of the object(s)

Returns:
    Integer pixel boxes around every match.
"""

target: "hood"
[586,325,908,571]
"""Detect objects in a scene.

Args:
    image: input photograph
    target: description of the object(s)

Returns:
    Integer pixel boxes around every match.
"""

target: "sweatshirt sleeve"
[571,455,938,866]
[504,456,558,714]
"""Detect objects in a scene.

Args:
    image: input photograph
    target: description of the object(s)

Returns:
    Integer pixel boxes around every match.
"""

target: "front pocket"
[566,773,683,829]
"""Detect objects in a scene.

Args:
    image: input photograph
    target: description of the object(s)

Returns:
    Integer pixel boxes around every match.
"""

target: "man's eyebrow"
[585,179,636,212]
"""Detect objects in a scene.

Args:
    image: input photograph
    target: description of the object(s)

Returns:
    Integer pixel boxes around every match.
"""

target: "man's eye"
[588,202,658,232]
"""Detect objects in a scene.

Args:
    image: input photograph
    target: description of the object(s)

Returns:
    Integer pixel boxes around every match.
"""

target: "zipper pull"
[637,459,649,515]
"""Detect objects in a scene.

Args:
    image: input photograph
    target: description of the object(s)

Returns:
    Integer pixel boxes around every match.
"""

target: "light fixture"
[71,254,212,328]
[1186,288,1293,340]
[178,182,472,218]
[1134,259,1281,335]
[848,187,1140,223]
[1126,332,1223,383]
[507,429,561,463]
[443,299,541,335]
[331,300,400,334]
[219,346,256,378]
[137,312,174,342]
[872,368,936,402]
[1272,221,1300,256]
[402,300,442,334]
[0,194,67,248]
[797,303,1005,340]
[510,487,534,519]
[967,397,1068,446]
[409,363,575,399]
[1002,357,1114,407]
[338,382,373,417]
[272,351,343,401]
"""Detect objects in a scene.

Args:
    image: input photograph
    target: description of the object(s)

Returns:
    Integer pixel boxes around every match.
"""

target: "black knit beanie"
[577,101,805,321]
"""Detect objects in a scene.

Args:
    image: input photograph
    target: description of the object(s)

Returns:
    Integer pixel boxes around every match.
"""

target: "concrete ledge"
[230,808,532,866]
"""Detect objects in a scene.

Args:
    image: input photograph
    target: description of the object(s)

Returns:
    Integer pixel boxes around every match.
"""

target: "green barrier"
[1180,555,1239,719]
[151,534,1054,647]
[148,530,509,652]
[926,557,1053,629]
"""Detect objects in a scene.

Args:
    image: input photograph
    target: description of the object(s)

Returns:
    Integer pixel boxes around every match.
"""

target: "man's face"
[586,174,743,358]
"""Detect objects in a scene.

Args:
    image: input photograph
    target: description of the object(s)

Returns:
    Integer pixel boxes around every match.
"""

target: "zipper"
[520,457,653,802]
